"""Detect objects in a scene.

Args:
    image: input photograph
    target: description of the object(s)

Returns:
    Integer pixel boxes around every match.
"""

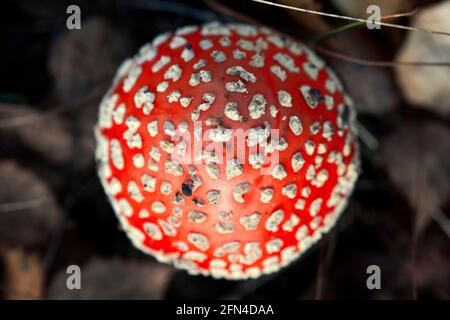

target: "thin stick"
[310,9,419,44]
[0,196,49,213]
[357,122,379,151]
[431,208,450,238]
[314,242,326,300]
[251,0,450,37]
[214,0,450,68]
[314,46,450,67]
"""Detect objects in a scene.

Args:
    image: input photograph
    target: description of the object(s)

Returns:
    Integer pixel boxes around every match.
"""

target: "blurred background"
[0,0,449,300]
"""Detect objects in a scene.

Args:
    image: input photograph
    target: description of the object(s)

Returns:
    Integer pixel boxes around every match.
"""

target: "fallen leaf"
[0,104,74,166]
[377,121,450,235]
[395,1,450,118]
[47,258,173,299]
[0,160,62,250]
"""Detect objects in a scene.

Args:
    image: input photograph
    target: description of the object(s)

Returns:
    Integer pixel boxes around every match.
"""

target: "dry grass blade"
[314,46,450,67]
[251,0,450,37]
[311,8,419,44]
[430,209,450,238]
[357,122,379,151]
[0,196,50,213]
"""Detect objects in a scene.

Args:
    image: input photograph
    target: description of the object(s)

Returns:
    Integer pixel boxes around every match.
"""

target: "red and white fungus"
[95,22,359,280]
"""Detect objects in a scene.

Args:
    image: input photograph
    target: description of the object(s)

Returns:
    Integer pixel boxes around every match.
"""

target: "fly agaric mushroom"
[95,22,359,280]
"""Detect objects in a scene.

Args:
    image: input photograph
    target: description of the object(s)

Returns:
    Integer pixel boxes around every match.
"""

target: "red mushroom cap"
[95,22,359,280]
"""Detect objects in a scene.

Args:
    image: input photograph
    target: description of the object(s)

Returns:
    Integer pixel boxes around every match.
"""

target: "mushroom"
[95,22,359,280]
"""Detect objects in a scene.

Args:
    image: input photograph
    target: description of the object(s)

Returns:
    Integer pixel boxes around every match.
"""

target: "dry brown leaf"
[0,160,62,250]
[378,121,450,235]
[0,104,74,166]
[395,1,450,118]
[47,258,174,299]
[3,249,44,300]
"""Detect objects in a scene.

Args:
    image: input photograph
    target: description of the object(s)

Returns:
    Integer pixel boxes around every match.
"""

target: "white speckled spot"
[305,140,315,156]
[147,120,158,137]
[225,80,247,93]
[233,183,251,203]
[270,65,287,81]
[224,102,243,121]
[123,65,142,92]
[265,209,284,232]
[169,36,187,49]
[226,159,243,180]
[282,183,297,199]
[181,46,195,62]
[260,188,273,203]
[152,55,171,73]
[160,181,172,195]
[309,198,323,217]
[206,190,220,204]
[271,164,287,180]
[291,152,305,172]
[134,86,155,115]
[211,50,227,63]
[187,232,210,251]
[289,116,303,136]
[164,160,183,176]
[164,64,183,82]
[143,222,163,240]
[239,213,261,231]
[156,81,169,92]
[188,210,207,224]
[199,39,214,50]
[249,153,265,169]
[110,139,124,170]
[278,90,292,107]
[266,238,283,254]
[214,241,240,258]
[141,174,156,192]
[248,94,266,119]
[214,221,236,234]
[132,153,145,168]
[226,66,256,83]
[151,201,166,214]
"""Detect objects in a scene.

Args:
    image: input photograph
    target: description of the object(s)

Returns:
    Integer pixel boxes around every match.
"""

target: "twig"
[313,46,450,67]
[314,232,338,300]
[0,196,50,213]
[430,208,450,238]
[314,242,327,299]
[310,9,419,44]
[357,122,379,151]
[250,0,450,37]
[205,0,450,68]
